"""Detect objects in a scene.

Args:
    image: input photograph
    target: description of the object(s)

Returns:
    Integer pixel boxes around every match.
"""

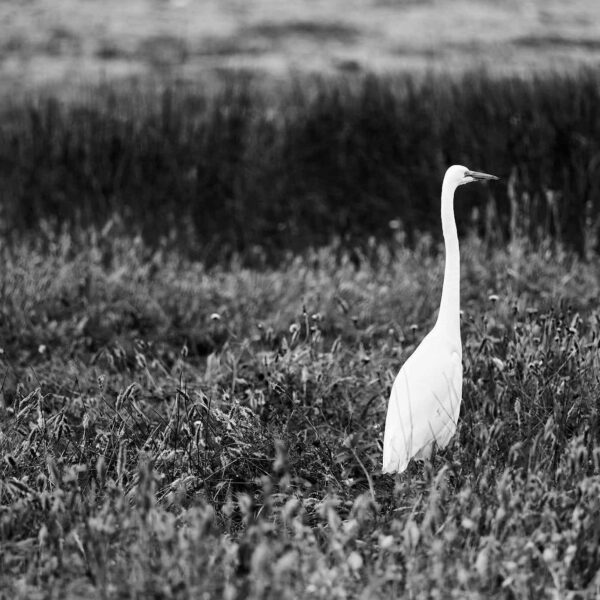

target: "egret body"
[382,165,498,474]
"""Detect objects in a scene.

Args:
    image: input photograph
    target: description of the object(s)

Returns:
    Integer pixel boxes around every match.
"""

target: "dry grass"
[2,229,600,597]
[2,4,600,596]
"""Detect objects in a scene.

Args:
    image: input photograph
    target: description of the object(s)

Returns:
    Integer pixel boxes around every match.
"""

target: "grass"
[2,227,600,598]
[2,71,600,263]
[2,55,600,596]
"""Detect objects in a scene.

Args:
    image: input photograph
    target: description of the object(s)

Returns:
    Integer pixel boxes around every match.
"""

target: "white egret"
[382,165,498,474]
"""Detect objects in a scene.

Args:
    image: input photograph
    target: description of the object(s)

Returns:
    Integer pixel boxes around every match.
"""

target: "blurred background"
[3,0,600,94]
[1,0,600,260]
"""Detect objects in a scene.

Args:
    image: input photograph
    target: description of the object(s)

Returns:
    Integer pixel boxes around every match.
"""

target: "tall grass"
[1,70,600,262]
[3,70,600,597]
[1,229,600,597]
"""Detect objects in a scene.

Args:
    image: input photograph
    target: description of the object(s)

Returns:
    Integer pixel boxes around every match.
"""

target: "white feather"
[382,164,497,474]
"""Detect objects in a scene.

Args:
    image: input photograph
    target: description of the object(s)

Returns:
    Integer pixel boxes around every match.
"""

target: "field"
[2,1,600,598]
[2,229,600,598]
[3,72,600,262]
[3,0,600,98]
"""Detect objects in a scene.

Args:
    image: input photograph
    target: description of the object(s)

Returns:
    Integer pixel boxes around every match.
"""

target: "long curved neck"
[435,178,461,341]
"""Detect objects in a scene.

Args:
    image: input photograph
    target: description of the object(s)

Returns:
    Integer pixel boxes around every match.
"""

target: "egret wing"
[382,332,462,473]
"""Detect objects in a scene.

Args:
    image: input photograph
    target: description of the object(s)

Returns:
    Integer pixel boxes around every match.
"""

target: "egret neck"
[435,174,461,342]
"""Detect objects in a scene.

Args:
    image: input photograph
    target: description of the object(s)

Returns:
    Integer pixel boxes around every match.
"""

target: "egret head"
[445,164,499,188]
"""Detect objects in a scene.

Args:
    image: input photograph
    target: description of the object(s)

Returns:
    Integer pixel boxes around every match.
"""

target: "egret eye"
[464,171,469,178]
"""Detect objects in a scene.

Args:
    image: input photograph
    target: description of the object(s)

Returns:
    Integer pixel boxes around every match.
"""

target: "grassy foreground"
[1,229,600,598]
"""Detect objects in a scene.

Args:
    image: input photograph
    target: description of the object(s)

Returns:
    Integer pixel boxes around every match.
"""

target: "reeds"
[1,70,600,262]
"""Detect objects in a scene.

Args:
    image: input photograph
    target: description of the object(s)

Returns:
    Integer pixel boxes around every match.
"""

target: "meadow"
[1,227,600,598]
[2,69,600,598]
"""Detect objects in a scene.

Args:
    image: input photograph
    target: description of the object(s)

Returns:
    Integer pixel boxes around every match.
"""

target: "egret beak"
[466,170,499,181]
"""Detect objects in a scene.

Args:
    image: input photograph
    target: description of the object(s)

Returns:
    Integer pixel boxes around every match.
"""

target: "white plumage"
[383,165,498,474]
